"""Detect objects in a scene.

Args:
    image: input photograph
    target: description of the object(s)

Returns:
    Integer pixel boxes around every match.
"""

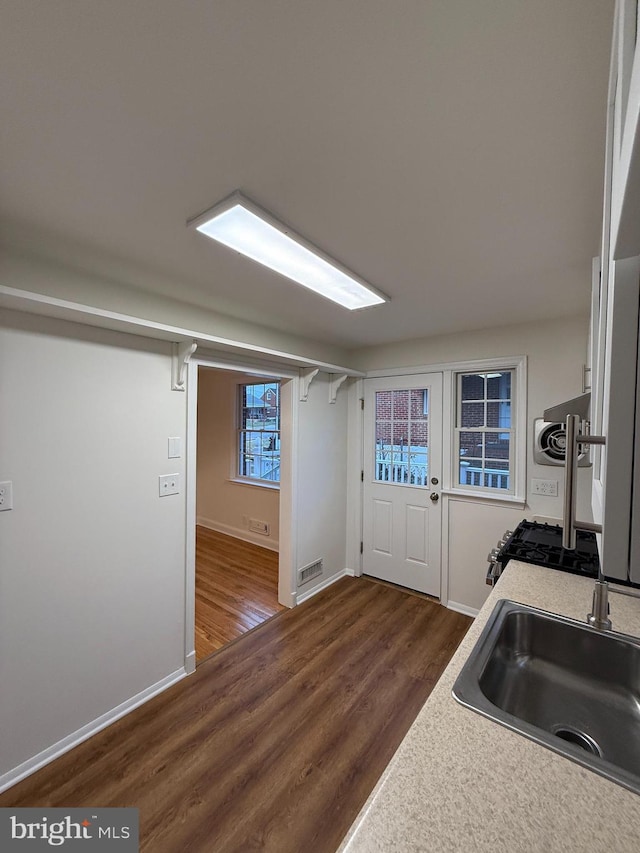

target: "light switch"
[168,437,181,458]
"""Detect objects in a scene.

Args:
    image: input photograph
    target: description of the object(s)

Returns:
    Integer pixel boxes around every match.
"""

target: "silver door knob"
[430,492,439,503]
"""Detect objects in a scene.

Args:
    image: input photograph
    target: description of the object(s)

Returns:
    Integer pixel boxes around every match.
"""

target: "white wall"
[349,314,592,613]
[0,309,187,786]
[196,367,279,549]
[293,372,350,600]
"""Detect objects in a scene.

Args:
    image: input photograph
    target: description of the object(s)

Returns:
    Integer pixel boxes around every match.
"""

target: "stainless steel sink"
[452,599,640,794]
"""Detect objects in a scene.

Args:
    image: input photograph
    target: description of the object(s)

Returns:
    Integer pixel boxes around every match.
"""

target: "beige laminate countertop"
[338,562,640,852]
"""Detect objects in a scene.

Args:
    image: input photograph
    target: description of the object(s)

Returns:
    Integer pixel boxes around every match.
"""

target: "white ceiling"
[0,1,614,349]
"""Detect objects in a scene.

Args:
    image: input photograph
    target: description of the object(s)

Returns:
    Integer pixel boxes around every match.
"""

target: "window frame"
[236,380,281,487]
[454,370,515,495]
[446,356,526,503]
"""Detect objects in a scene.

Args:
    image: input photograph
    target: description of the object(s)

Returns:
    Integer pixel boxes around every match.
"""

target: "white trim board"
[186,359,297,667]
[194,351,299,380]
[365,355,527,379]
[196,517,280,552]
[447,601,479,618]
[0,668,186,795]
[441,490,527,508]
[184,360,199,674]
[0,285,364,376]
[296,568,355,604]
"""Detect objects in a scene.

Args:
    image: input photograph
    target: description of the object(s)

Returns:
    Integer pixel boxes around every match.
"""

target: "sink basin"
[452,599,640,795]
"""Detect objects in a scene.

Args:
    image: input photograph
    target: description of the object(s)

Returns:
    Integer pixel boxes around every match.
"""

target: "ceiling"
[0,1,614,349]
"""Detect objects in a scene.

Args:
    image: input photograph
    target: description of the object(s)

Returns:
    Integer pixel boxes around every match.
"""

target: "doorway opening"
[194,365,286,663]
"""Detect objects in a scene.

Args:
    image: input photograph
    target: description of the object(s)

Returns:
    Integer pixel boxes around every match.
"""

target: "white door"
[362,374,443,596]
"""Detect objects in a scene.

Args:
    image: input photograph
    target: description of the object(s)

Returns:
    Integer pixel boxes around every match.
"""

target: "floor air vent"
[298,559,323,586]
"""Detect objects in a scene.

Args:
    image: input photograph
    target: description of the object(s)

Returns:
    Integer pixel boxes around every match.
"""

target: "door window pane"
[375,390,392,420]
[392,389,409,418]
[375,388,429,486]
[411,388,428,418]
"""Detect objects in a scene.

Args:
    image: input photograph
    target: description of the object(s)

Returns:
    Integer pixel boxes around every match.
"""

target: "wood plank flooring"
[195,526,284,661]
[0,577,472,853]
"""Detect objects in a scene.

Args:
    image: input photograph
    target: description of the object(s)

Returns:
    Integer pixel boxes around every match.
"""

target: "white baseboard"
[296,568,355,605]
[197,517,279,552]
[0,667,186,795]
[447,600,479,618]
[185,650,196,675]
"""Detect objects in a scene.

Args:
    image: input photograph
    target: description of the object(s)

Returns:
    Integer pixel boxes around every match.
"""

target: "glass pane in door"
[375,389,429,485]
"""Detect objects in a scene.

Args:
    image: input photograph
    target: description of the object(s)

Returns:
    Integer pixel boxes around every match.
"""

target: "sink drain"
[551,725,602,757]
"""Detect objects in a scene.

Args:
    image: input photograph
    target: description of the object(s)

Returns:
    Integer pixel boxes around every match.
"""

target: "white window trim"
[443,356,527,504]
[236,380,282,486]
[365,355,527,505]
[228,476,280,491]
[454,369,515,495]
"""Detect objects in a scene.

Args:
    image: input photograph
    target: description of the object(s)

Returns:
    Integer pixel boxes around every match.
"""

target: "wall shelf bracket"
[299,367,320,401]
[329,373,348,404]
[172,340,198,391]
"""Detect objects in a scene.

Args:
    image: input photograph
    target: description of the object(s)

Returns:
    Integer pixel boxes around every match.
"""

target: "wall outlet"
[249,518,270,535]
[531,478,558,497]
[159,473,181,497]
[0,481,13,511]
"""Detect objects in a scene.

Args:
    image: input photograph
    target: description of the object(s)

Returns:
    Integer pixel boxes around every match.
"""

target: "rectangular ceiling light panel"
[188,192,387,310]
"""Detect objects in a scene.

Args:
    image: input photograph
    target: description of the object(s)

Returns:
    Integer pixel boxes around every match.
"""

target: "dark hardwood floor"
[0,577,472,853]
[195,526,284,661]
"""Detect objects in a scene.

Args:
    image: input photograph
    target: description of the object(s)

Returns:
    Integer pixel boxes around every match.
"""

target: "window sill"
[442,488,526,508]
[228,478,280,492]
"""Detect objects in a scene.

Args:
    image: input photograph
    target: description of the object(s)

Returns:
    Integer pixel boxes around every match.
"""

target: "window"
[374,388,429,485]
[238,382,280,484]
[455,371,514,493]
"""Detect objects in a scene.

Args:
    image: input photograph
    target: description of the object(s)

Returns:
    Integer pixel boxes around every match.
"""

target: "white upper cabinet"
[592,0,640,582]
[610,0,640,257]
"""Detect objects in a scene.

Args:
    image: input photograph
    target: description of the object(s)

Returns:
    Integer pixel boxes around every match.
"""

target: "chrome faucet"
[587,578,612,630]
[555,412,640,628]
[587,576,640,631]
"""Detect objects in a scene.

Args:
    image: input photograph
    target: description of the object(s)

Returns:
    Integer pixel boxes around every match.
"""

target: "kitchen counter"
[338,562,640,852]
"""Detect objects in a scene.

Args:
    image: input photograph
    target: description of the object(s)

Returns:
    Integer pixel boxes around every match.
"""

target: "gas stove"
[486,519,600,586]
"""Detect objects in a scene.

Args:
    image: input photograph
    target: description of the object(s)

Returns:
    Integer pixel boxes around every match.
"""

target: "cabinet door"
[594,256,640,581]
[593,2,640,582]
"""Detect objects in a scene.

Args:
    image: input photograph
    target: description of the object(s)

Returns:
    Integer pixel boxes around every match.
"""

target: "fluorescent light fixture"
[187,191,388,310]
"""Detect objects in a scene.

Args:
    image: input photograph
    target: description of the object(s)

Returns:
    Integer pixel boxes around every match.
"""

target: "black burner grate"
[498,520,599,578]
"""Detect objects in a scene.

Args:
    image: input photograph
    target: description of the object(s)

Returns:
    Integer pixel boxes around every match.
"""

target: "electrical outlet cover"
[159,474,180,496]
[0,480,13,511]
[531,478,558,497]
